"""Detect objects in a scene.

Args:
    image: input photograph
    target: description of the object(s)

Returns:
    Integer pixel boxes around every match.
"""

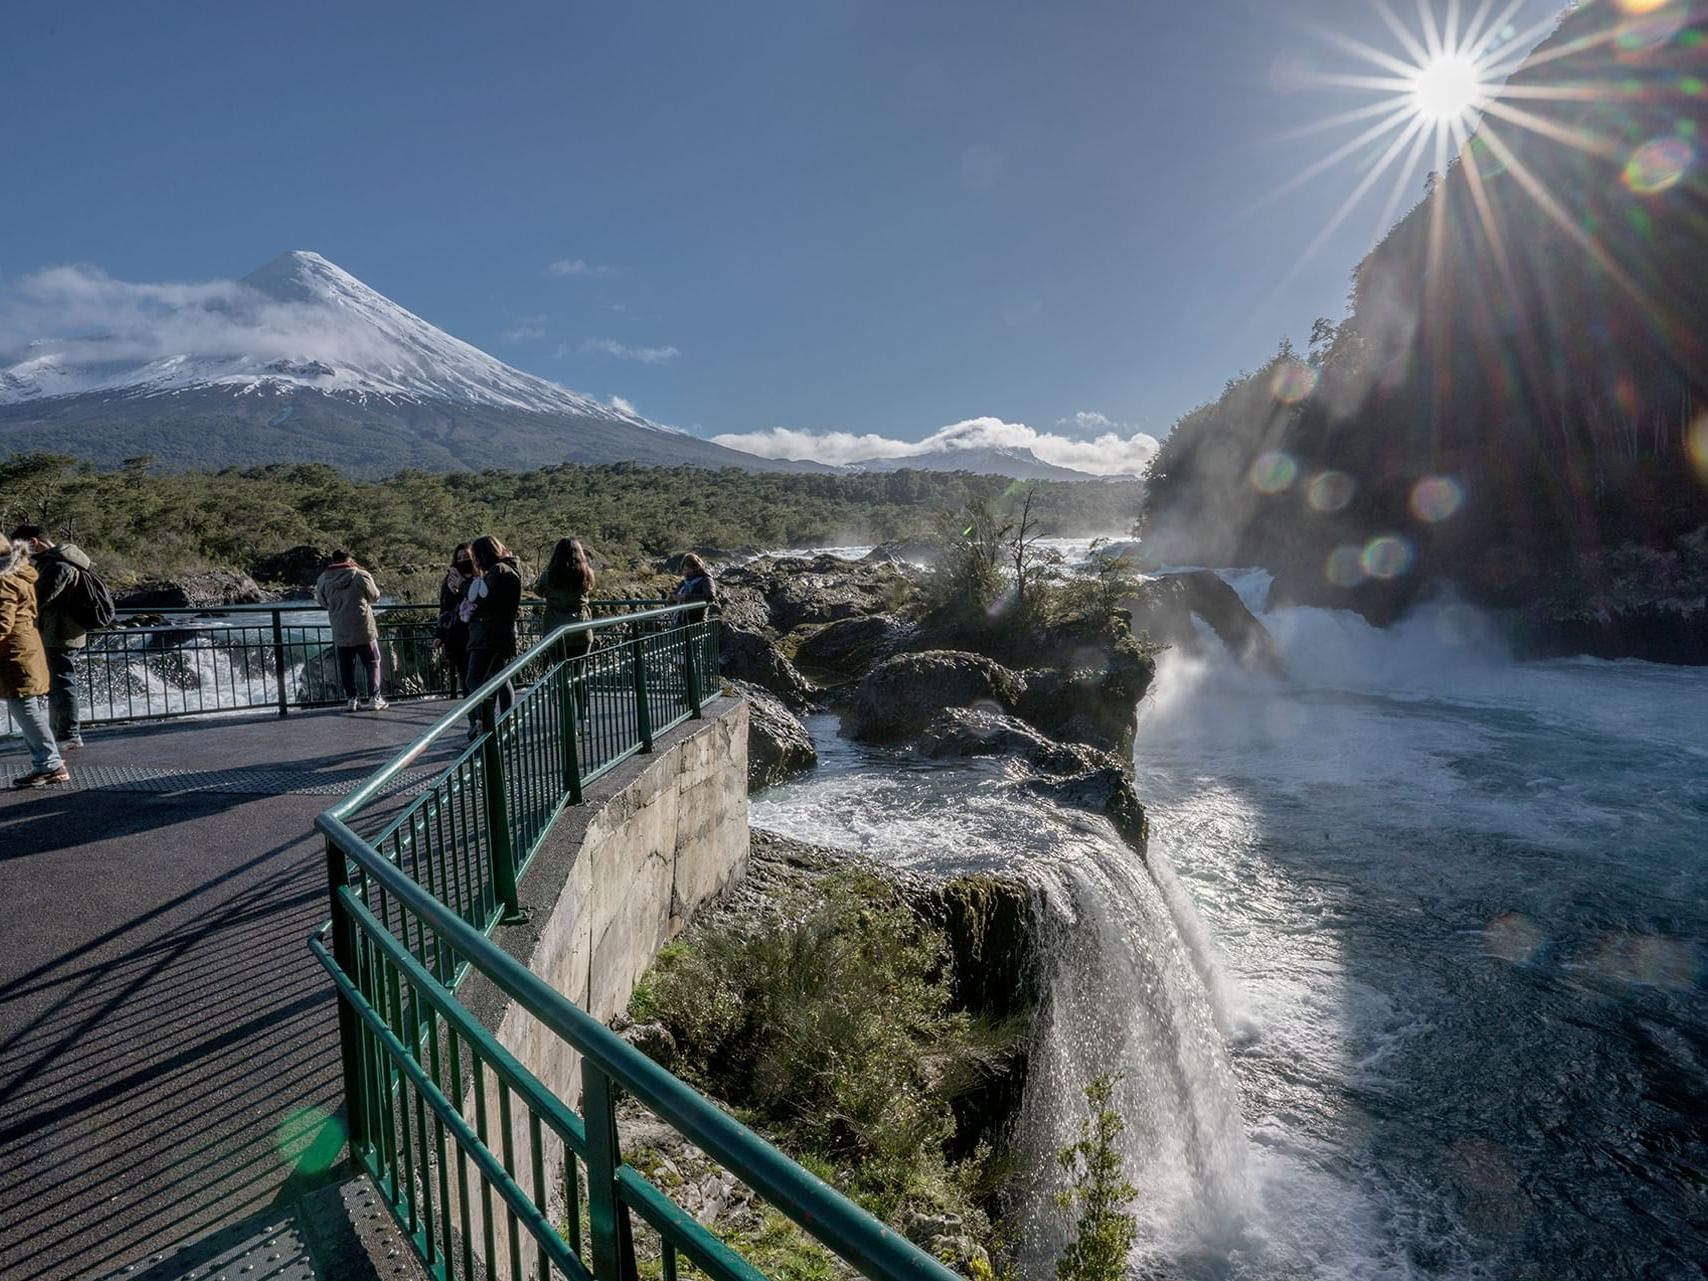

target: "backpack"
[60,563,117,630]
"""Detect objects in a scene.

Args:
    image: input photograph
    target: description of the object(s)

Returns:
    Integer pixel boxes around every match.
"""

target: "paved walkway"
[0,704,467,1281]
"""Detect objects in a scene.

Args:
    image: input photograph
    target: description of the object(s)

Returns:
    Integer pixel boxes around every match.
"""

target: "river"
[751,572,1708,1279]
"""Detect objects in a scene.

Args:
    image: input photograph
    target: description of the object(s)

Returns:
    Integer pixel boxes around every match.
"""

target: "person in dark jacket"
[671,553,717,608]
[435,544,475,697]
[463,534,523,733]
[313,551,388,711]
[10,524,93,749]
[534,538,596,657]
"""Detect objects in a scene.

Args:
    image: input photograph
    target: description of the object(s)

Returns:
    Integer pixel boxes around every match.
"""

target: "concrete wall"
[455,696,749,1264]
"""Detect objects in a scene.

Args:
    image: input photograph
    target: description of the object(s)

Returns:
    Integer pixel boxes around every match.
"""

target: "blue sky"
[1,0,1562,467]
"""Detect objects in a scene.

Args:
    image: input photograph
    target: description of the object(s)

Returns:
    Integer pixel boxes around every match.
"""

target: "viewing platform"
[3,602,956,1281]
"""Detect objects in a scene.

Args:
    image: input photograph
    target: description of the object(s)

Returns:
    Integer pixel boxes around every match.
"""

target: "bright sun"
[1410,53,1488,123]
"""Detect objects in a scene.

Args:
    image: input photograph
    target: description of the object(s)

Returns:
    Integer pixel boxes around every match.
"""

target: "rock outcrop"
[791,613,916,680]
[843,650,1021,742]
[720,553,920,635]
[115,570,273,610]
[919,708,1148,854]
[1012,643,1155,755]
[718,624,816,709]
[732,680,818,792]
[1126,569,1284,675]
[1511,534,1708,665]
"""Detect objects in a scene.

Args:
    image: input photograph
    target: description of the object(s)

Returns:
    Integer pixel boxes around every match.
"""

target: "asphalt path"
[0,703,463,1281]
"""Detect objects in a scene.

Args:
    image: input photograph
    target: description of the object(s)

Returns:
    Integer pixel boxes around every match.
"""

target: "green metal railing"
[0,598,668,736]
[312,605,957,1281]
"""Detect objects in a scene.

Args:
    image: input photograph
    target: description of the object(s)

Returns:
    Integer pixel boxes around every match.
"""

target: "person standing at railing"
[535,538,596,652]
[0,533,70,789]
[462,534,522,734]
[434,543,475,689]
[671,553,718,612]
[9,524,101,752]
[314,551,389,712]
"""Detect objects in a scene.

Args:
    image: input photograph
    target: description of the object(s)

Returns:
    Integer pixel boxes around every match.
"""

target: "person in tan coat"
[0,533,69,788]
[313,550,388,712]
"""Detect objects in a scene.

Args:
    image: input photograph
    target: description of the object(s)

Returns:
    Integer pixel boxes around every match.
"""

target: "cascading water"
[752,724,1251,1273]
[757,568,1708,1278]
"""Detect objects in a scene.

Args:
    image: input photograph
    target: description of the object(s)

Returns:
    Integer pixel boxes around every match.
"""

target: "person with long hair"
[534,537,597,658]
[671,553,717,607]
[462,534,523,732]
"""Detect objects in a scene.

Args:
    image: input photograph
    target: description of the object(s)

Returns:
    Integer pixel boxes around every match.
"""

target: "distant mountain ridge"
[847,444,1109,482]
[0,251,813,474]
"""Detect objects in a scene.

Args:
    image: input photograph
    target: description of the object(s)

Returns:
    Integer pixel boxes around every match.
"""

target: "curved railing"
[311,605,957,1281]
[1,597,669,734]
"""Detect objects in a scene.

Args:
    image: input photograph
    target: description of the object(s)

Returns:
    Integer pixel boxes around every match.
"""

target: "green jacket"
[533,570,591,635]
[33,543,94,650]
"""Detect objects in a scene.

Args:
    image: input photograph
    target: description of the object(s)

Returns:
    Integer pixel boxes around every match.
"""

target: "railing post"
[582,1063,637,1281]
[558,655,584,805]
[480,713,526,924]
[324,840,368,1160]
[632,637,653,753]
[680,610,702,719]
[272,608,289,718]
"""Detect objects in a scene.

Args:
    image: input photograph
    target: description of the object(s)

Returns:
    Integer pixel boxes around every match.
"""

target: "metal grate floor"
[0,761,439,798]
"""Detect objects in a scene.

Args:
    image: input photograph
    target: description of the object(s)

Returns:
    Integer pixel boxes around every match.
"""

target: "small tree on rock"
[1054,1073,1137,1281]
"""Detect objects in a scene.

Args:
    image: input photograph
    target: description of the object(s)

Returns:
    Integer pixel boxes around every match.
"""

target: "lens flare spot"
[1410,475,1464,523]
[1623,137,1693,193]
[1325,545,1366,588]
[1485,912,1543,963]
[1590,933,1701,988]
[1307,470,1356,512]
[1616,0,1674,12]
[1361,535,1414,579]
[1270,360,1317,404]
[276,1106,346,1175]
[1618,8,1688,55]
[1687,412,1708,484]
[1250,450,1299,494]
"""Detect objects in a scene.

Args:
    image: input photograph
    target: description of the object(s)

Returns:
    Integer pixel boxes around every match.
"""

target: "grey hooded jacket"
[34,543,95,650]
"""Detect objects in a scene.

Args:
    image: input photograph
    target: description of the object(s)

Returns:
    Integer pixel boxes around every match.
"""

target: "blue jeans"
[8,696,64,773]
[46,647,81,743]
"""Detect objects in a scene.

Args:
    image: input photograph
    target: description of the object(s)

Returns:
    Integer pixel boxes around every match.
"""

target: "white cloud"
[498,314,548,344]
[547,258,610,278]
[711,414,1160,477]
[0,263,403,369]
[578,338,680,364]
[609,395,638,416]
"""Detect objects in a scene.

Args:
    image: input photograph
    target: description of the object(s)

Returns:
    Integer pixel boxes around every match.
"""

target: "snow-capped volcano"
[0,251,804,473]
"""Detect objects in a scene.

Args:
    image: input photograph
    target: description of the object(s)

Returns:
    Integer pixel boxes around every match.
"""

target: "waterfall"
[1008,822,1250,1273]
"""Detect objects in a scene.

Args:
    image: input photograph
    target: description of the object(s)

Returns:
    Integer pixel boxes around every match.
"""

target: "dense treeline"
[1143,2,1708,622]
[0,452,1140,600]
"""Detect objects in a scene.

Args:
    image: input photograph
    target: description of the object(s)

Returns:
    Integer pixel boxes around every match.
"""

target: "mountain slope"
[0,251,814,474]
[851,445,1107,481]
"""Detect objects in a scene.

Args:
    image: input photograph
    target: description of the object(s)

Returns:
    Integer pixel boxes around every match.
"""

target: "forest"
[0,452,1141,601]
[1140,1,1708,626]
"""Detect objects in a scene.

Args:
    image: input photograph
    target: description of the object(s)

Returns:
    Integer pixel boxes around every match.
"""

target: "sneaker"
[345,698,359,712]
[61,739,85,752]
[11,767,70,789]
[369,695,390,711]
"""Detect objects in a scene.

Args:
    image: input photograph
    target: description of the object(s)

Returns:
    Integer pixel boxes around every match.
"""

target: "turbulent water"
[751,575,1708,1279]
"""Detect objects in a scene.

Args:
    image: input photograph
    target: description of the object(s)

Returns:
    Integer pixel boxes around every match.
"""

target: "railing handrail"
[315,804,955,1281]
[312,601,959,1281]
[109,596,673,619]
[321,603,701,821]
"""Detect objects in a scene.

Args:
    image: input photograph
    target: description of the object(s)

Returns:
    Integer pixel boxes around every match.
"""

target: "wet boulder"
[720,554,919,634]
[249,545,331,590]
[1013,642,1155,755]
[718,624,815,709]
[920,708,1148,854]
[843,650,1021,742]
[791,613,916,680]
[732,680,817,792]
[1125,570,1284,676]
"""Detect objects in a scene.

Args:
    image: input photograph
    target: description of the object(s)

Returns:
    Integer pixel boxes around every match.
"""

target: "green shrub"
[1054,1074,1137,1281]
